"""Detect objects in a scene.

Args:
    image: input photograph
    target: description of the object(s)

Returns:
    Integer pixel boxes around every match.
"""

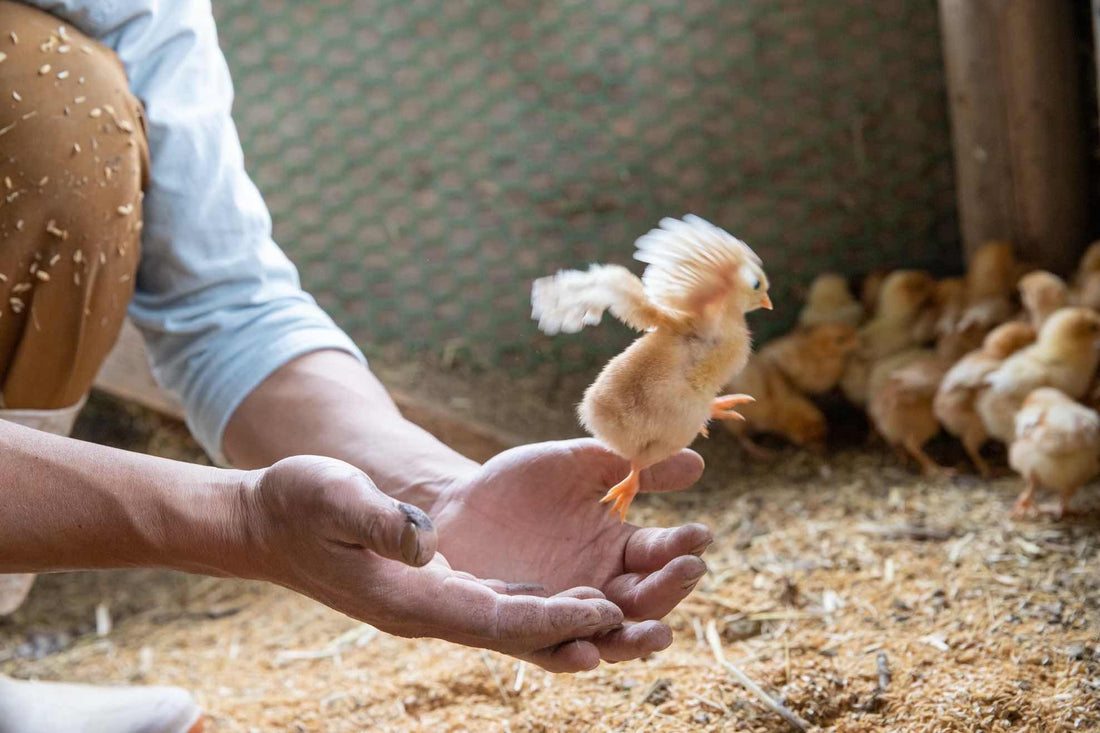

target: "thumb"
[315,466,438,567]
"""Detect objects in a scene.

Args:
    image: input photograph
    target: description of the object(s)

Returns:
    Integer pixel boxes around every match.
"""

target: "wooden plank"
[938,0,1090,273]
[93,320,515,462]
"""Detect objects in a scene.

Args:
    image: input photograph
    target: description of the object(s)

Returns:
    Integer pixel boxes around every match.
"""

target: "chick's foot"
[711,394,755,421]
[600,466,641,523]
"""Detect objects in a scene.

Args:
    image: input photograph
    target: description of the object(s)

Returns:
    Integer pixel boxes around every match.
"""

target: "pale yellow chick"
[719,356,827,456]
[1018,270,1068,330]
[840,270,936,406]
[933,321,1036,476]
[759,323,858,395]
[1009,387,1100,519]
[868,349,951,475]
[976,308,1100,444]
[531,215,772,521]
[797,273,863,329]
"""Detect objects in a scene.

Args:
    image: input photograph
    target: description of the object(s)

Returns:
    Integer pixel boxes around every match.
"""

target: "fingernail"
[681,569,707,589]
[690,539,713,556]
[398,503,432,565]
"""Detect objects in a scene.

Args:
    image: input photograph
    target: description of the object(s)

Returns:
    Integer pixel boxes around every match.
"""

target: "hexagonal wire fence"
[213,0,958,376]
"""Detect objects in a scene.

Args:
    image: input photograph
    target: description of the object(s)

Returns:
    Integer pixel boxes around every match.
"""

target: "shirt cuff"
[181,324,365,466]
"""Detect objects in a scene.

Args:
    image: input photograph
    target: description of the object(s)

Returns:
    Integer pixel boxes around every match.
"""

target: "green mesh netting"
[213,0,959,375]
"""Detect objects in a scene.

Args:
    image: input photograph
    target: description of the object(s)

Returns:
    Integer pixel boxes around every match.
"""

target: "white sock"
[0,675,202,733]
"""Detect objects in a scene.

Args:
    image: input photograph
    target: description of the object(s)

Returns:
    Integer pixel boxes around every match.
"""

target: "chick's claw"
[600,468,641,523]
[711,393,754,421]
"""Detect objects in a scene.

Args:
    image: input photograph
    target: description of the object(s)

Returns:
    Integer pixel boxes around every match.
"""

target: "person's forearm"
[222,351,478,509]
[0,419,247,576]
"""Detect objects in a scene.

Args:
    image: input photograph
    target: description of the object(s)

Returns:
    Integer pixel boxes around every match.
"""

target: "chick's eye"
[752,280,760,291]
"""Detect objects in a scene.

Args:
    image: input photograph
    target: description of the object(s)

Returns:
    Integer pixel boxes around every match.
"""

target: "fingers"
[433,575,624,652]
[324,471,438,568]
[523,640,602,673]
[638,450,705,494]
[564,440,703,495]
[592,620,673,663]
[624,523,713,573]
[603,554,707,620]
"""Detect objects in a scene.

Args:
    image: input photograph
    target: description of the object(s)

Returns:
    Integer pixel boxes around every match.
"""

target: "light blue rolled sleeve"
[23,0,366,462]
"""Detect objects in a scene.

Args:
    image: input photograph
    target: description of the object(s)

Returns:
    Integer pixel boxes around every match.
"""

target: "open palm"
[430,439,712,624]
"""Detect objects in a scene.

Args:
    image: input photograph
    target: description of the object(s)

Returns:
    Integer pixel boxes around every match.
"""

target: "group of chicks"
[726,241,1100,518]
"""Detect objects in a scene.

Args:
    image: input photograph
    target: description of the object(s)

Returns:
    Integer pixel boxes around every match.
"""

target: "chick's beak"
[761,293,773,310]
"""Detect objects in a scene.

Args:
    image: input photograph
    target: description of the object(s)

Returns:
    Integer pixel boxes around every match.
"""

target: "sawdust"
[2,395,1099,731]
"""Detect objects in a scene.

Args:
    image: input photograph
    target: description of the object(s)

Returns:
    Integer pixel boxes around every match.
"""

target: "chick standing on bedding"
[976,308,1100,444]
[1009,387,1100,519]
[531,215,772,521]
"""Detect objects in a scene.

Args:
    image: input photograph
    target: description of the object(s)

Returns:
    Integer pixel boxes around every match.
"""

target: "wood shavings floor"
[2,394,1098,731]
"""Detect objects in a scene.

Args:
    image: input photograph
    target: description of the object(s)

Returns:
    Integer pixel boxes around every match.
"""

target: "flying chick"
[531,215,772,521]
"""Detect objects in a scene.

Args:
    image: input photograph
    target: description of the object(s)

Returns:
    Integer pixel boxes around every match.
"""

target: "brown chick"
[1075,240,1100,286]
[840,270,936,406]
[926,277,978,362]
[531,214,772,521]
[976,307,1100,444]
[719,355,827,456]
[797,273,863,329]
[759,323,858,395]
[957,240,1017,334]
[933,321,1037,476]
[859,270,888,316]
[1018,270,1069,330]
[1074,271,1100,311]
[868,350,952,475]
[1009,387,1100,519]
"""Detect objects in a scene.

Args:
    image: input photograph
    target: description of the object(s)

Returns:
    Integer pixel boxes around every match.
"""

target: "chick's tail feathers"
[531,264,669,334]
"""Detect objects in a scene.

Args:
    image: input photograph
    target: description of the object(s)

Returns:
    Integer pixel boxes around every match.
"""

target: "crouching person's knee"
[0,0,149,411]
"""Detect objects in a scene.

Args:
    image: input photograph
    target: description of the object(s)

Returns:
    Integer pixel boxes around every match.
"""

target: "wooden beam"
[938,0,1091,273]
[93,320,517,463]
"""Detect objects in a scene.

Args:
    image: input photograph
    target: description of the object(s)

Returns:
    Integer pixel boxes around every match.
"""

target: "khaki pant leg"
[0,0,149,410]
[0,1,150,615]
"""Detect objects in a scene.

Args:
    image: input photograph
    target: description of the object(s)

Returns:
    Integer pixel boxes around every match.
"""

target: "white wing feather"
[633,214,762,313]
[531,264,661,335]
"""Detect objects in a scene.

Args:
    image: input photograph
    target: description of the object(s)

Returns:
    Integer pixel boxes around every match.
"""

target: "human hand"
[430,439,712,667]
[236,456,625,671]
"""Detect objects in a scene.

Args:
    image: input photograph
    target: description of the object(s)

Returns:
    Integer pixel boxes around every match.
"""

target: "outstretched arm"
[0,419,626,671]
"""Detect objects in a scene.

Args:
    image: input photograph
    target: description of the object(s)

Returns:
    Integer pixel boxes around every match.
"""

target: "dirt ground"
[2,393,1099,732]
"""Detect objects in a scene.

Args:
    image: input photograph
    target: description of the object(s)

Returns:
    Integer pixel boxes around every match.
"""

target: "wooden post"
[938,0,1091,274]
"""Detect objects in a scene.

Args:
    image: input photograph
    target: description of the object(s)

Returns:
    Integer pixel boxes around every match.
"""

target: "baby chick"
[1018,270,1068,330]
[720,355,827,456]
[977,307,1100,444]
[531,215,772,521]
[1009,387,1100,518]
[1074,271,1100,311]
[759,323,858,395]
[840,270,936,406]
[1075,240,1100,286]
[933,321,1036,476]
[956,241,1017,334]
[797,273,863,329]
[868,350,952,475]
[927,277,978,362]
[859,270,888,316]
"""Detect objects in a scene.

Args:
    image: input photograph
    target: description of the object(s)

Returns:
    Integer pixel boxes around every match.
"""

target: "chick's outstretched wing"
[531,264,669,334]
[634,214,765,322]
